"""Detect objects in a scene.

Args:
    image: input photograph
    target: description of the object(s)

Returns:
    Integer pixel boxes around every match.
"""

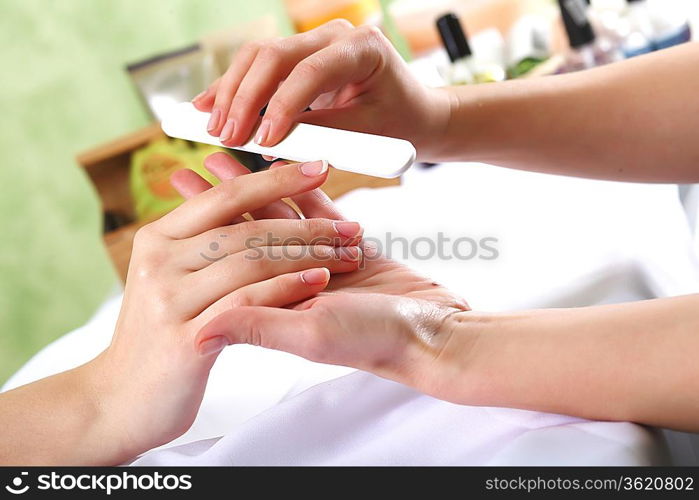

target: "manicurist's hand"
[173,154,471,399]
[174,155,699,433]
[0,156,364,465]
[192,20,450,160]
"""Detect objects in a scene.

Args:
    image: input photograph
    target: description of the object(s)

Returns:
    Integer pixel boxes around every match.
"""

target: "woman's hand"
[0,156,366,465]
[192,20,450,161]
[97,158,368,461]
[174,155,470,397]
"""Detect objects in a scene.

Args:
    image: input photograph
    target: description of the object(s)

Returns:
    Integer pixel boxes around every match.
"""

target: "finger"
[180,217,363,271]
[156,160,329,239]
[170,154,245,224]
[261,26,386,146]
[182,245,362,318]
[192,77,220,112]
[269,161,345,220]
[195,306,319,360]
[204,153,299,220]
[215,20,355,144]
[207,42,262,135]
[170,169,213,199]
[198,267,330,322]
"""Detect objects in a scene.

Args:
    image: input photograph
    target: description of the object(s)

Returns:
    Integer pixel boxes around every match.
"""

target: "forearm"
[431,295,699,432]
[431,42,699,183]
[0,358,133,465]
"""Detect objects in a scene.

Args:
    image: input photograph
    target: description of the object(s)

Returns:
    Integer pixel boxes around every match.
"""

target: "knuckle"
[229,293,252,308]
[326,18,354,32]
[245,247,273,268]
[230,90,255,111]
[130,249,166,281]
[272,274,295,298]
[266,94,295,121]
[304,218,332,241]
[214,178,241,209]
[353,24,388,50]
[256,43,284,65]
[245,319,265,347]
[240,40,261,57]
[133,224,156,246]
[297,58,324,78]
[357,24,384,41]
[309,244,334,261]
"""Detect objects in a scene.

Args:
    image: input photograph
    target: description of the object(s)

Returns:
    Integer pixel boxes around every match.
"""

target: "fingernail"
[255,120,271,145]
[300,160,328,177]
[207,108,221,133]
[333,221,362,238]
[336,246,362,262]
[301,268,330,285]
[220,119,235,142]
[198,336,229,356]
[192,90,207,102]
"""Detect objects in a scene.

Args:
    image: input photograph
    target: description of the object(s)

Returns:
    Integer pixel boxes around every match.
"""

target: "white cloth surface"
[4,162,699,465]
[679,184,699,255]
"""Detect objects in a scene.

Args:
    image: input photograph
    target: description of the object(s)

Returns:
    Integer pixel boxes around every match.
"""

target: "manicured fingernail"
[300,160,328,177]
[198,336,229,356]
[334,221,362,238]
[220,119,235,142]
[255,120,271,145]
[336,246,362,262]
[301,268,330,285]
[192,90,207,102]
[207,108,222,133]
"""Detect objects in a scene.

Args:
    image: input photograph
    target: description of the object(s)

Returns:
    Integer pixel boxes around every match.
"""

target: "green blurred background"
[0,0,298,384]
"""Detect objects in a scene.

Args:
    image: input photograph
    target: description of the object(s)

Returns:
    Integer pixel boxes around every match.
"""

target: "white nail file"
[161,102,416,178]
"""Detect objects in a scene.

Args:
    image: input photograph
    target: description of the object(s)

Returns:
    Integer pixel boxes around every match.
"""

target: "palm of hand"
[323,253,468,308]
[289,253,469,377]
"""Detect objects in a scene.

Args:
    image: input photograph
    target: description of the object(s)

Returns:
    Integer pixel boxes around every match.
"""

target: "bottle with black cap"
[436,13,505,85]
[558,0,621,73]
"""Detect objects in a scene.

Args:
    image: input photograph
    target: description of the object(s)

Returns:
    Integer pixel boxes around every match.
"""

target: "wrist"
[419,310,502,405]
[416,87,454,162]
[79,353,145,464]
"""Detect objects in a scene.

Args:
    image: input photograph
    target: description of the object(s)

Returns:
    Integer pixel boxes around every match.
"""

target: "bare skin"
[192,23,699,432]
[3,22,698,466]
[0,159,366,465]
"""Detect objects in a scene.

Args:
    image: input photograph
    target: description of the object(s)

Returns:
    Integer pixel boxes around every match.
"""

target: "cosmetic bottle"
[436,13,505,85]
[650,0,692,50]
[620,0,655,58]
[557,0,622,73]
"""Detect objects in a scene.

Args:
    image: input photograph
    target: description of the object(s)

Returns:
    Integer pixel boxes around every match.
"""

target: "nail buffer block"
[161,102,416,178]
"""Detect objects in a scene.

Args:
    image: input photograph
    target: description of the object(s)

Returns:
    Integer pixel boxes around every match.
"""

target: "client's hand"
[92,158,364,461]
[174,154,470,398]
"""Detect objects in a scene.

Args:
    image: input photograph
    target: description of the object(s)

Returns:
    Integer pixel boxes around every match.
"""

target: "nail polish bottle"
[620,0,655,58]
[436,13,506,85]
[557,0,622,73]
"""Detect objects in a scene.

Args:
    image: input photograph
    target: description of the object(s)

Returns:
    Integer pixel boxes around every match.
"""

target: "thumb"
[196,306,318,359]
